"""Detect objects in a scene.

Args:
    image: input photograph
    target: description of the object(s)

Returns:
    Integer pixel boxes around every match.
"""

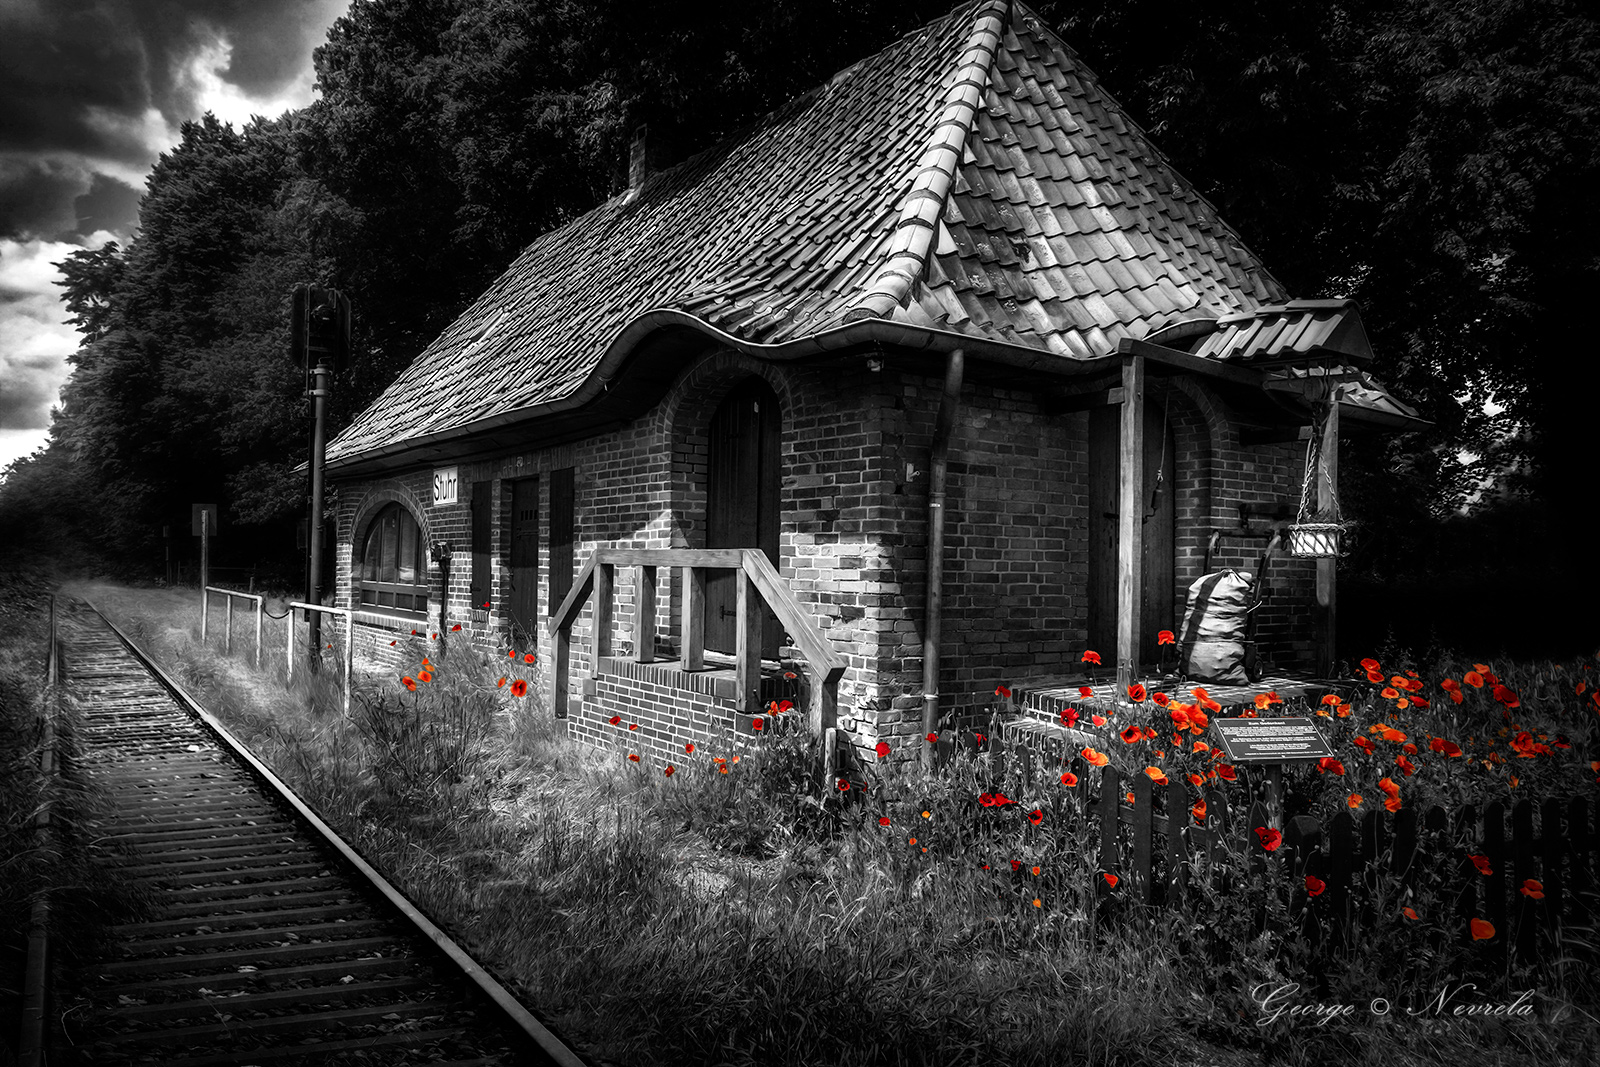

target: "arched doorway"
[1087,399,1175,668]
[704,377,782,657]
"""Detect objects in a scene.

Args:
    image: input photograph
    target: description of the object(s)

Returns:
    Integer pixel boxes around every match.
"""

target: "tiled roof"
[326,0,1290,467]
[1186,299,1375,365]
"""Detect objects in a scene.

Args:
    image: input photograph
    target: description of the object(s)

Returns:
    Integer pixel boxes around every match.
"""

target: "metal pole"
[225,594,233,654]
[922,348,965,772]
[286,605,294,685]
[307,357,330,674]
[200,518,210,641]
[255,596,264,669]
[344,613,354,717]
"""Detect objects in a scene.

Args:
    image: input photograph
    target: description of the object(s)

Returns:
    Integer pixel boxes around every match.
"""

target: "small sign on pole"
[1210,716,1334,831]
[191,503,218,537]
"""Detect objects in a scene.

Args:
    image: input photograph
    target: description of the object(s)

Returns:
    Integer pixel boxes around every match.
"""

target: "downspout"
[922,347,965,772]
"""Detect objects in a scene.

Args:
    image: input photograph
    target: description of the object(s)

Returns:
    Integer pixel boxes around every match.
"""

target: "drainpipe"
[923,347,965,772]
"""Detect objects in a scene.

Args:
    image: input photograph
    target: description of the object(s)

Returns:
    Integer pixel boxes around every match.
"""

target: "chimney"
[628,125,649,194]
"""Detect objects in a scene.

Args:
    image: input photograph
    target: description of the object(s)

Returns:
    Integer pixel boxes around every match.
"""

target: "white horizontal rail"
[202,586,266,667]
[288,601,354,716]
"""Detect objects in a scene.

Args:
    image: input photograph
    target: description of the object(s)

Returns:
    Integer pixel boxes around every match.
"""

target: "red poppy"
[401,676,417,691]
[1189,707,1210,731]
[1470,854,1492,876]
[1348,794,1363,809]
[664,765,676,777]
[1254,827,1283,851]
[628,723,639,731]
[1082,650,1102,665]
[875,740,891,759]
[1157,629,1176,646]
[751,717,764,732]
[389,640,397,646]
[1061,709,1079,728]
[627,753,640,762]
[1128,683,1148,703]
[1463,671,1485,689]
[1520,879,1544,899]
[1087,715,1103,728]
[1380,687,1400,700]
[1360,657,1380,671]
[418,670,433,684]
[974,732,987,744]
[979,792,997,807]
[1305,875,1326,897]
[1404,906,1420,920]
[1378,777,1401,798]
[1060,771,1078,786]
[684,742,695,754]
[879,816,891,826]
[1440,677,1460,691]
[1395,754,1415,776]
[1352,736,1375,754]
[993,792,1016,807]
[996,685,1012,698]
[451,623,463,631]
[1028,809,1044,826]
[1193,740,1210,754]
[1320,693,1342,706]
[1367,669,1385,683]
[1492,684,1520,708]
[1216,764,1237,781]
[837,779,850,792]
[777,699,794,712]
[1470,918,1495,941]
[524,653,536,663]
[1316,757,1345,776]
[1187,773,1204,788]
[1010,859,1023,872]
[607,714,621,725]
[1152,692,1170,708]
[1082,747,1109,767]
[497,677,507,687]
[1191,799,1207,823]
[411,630,421,636]
[511,678,528,698]
[1402,742,1418,754]
[1120,725,1141,743]
[925,732,938,744]
[1102,872,1119,889]
[1143,766,1168,785]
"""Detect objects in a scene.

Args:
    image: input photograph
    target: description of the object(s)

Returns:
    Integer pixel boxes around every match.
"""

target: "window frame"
[354,502,430,619]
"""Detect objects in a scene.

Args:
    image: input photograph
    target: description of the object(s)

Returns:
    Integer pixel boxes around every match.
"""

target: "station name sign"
[433,466,459,506]
[1210,717,1334,763]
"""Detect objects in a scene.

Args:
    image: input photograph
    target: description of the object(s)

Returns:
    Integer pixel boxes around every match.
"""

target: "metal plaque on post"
[1210,717,1335,763]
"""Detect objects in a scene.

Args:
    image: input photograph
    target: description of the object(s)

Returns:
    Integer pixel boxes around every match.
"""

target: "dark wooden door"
[1087,399,1175,668]
[508,476,539,646]
[705,378,781,657]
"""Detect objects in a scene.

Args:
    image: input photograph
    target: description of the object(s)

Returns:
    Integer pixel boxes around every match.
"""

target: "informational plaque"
[1210,717,1334,763]
[433,466,459,506]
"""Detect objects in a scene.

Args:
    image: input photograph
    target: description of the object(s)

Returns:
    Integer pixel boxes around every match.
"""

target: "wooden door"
[508,476,539,646]
[1087,399,1175,668]
[705,378,781,657]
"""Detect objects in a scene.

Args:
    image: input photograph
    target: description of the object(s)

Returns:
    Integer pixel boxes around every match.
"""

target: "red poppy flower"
[1353,736,1375,754]
[1189,708,1210,731]
[1402,742,1418,754]
[1113,724,1138,744]
[1320,693,1342,706]
[1360,657,1381,671]
[1128,683,1147,703]
[1216,764,1237,781]
[411,629,421,636]
[979,792,997,807]
[837,779,850,792]
[664,765,675,777]
[1316,757,1345,776]
[777,699,794,712]
[418,670,433,684]
[627,753,640,762]
[879,816,891,826]
[1193,740,1210,754]
[524,653,536,663]
[752,717,764,731]
[1087,715,1103,728]
[1060,771,1078,786]
[1060,709,1079,728]
[1152,691,1170,707]
[1404,906,1420,920]
[925,732,938,744]
[1143,766,1168,785]
[994,792,1016,807]
[1492,684,1520,708]
[1187,772,1204,788]
[1440,678,1460,691]
[451,623,463,631]
[1367,669,1386,683]
[1125,790,1136,804]
[1464,671,1485,689]
[497,677,507,687]
[1082,747,1109,767]
[1396,755,1415,776]
[995,685,1012,698]
[401,676,417,691]
[1191,799,1207,823]
[629,723,639,731]
[511,678,528,698]
[1082,650,1102,665]
[1028,809,1044,826]
[1305,875,1326,897]
[1252,693,1270,710]
[1470,854,1492,876]
[875,741,891,759]
[1157,629,1175,646]
[1254,827,1283,851]
[1470,918,1495,941]
[1378,776,1401,797]
[389,640,397,646]
[974,732,987,744]
[1010,859,1023,872]
[684,742,695,754]
[1348,794,1363,809]
[1380,687,1400,700]
[1520,879,1544,899]
[1077,686,1094,699]
[1102,872,1119,889]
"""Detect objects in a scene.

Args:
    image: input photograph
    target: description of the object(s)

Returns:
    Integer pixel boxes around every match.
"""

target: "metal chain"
[1296,400,1324,525]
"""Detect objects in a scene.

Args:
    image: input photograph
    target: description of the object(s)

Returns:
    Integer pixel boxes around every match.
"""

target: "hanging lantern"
[1288,382,1345,558]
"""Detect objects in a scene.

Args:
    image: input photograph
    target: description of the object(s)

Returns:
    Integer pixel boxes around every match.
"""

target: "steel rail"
[80,596,589,1067]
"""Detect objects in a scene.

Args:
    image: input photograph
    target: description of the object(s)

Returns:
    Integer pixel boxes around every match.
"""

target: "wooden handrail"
[544,546,841,733]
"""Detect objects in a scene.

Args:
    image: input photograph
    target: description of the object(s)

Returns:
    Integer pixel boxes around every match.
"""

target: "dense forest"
[2,0,1595,659]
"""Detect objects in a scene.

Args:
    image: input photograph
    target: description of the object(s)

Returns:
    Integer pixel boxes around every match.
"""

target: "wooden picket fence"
[989,730,1599,971]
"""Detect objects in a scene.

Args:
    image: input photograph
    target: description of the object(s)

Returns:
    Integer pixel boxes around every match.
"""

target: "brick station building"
[318,0,1423,770]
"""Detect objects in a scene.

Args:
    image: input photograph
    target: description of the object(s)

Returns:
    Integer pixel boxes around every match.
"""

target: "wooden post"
[735,564,761,713]
[1314,387,1340,676]
[1266,763,1284,830]
[1116,355,1146,695]
[809,667,838,735]
[681,565,705,671]
[636,565,657,663]
[553,623,570,718]
[591,561,612,666]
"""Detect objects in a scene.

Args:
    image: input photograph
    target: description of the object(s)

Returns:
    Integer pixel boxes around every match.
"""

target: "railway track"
[46,596,588,1067]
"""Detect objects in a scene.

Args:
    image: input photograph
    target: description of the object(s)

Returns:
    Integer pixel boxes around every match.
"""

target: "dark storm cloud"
[0,0,346,240]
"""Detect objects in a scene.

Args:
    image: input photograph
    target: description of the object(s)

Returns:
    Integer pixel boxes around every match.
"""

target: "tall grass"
[71,579,1600,1067]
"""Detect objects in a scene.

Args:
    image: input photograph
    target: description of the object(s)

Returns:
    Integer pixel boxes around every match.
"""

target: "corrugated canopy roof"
[326,0,1294,467]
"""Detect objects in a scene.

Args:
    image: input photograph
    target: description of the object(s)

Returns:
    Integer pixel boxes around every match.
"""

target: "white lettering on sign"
[433,467,459,506]
[1211,717,1335,762]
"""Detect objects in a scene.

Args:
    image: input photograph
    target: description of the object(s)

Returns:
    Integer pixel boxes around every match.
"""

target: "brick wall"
[331,348,1318,770]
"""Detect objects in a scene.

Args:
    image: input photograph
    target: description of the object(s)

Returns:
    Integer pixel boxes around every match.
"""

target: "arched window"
[356,503,429,615]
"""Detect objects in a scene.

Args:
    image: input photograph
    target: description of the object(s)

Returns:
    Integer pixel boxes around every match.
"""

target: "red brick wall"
[331,349,1318,769]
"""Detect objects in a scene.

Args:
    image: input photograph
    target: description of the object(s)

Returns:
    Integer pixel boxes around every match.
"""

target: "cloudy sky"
[0,0,349,472]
